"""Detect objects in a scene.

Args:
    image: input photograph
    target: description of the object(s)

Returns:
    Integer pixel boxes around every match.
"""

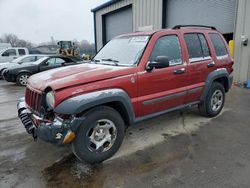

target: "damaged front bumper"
[17,97,83,145]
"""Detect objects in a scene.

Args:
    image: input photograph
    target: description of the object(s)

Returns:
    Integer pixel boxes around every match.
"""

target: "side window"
[46,58,56,66]
[198,34,211,59]
[209,33,228,57]
[18,49,26,55]
[55,58,65,64]
[2,49,16,56]
[184,34,203,62]
[150,35,182,66]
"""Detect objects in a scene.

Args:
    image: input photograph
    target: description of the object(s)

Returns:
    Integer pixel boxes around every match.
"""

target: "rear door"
[0,49,17,62]
[183,32,216,104]
[138,34,188,117]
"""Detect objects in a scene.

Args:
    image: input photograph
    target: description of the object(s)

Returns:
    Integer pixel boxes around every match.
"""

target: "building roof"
[91,0,121,12]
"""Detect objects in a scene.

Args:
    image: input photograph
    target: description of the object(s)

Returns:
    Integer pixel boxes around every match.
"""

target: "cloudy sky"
[0,0,108,44]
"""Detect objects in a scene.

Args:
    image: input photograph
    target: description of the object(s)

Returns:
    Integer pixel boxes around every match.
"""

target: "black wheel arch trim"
[54,88,135,125]
[200,68,231,101]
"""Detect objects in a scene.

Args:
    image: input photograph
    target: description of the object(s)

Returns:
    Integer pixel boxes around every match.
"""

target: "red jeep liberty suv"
[17,25,233,164]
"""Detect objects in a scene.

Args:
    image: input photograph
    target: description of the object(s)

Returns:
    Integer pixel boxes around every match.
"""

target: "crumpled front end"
[17,97,83,145]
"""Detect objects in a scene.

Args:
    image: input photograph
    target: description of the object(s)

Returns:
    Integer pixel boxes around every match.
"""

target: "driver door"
[138,34,188,117]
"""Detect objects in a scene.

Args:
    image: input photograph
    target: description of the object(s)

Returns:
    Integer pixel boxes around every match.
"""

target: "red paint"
[27,28,233,118]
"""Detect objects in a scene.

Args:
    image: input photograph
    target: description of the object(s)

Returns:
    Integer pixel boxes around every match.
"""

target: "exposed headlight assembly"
[46,91,55,109]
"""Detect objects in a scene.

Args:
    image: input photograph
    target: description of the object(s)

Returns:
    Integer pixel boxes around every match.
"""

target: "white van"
[0,47,29,63]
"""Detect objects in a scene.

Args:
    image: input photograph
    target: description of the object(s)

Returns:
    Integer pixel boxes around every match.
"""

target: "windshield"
[94,36,150,66]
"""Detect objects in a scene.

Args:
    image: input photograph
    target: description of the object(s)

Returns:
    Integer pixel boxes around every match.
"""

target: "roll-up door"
[103,6,132,44]
[165,0,237,34]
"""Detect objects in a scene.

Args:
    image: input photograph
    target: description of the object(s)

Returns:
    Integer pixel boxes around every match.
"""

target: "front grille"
[25,87,42,113]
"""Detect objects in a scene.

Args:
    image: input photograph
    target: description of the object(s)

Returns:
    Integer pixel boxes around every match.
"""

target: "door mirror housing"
[146,56,170,71]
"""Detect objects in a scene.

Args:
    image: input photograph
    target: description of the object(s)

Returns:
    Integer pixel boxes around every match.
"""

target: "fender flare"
[200,68,230,101]
[54,88,135,125]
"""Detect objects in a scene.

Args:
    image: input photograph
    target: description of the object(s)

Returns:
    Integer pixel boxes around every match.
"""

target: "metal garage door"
[104,6,132,43]
[165,0,237,34]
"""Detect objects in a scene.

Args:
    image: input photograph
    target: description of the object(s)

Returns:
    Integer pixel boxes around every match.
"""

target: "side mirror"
[146,56,169,71]
[2,52,9,57]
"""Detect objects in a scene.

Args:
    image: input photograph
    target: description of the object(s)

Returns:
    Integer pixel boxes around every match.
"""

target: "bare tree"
[0,33,33,48]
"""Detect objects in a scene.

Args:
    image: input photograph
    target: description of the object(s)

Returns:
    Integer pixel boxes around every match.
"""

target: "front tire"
[16,73,30,86]
[199,82,225,117]
[72,106,125,164]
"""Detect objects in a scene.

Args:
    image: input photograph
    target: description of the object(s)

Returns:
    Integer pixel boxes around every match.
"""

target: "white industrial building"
[92,0,250,84]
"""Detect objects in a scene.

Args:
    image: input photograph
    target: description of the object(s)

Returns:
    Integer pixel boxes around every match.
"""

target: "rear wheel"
[17,73,30,86]
[199,82,225,117]
[72,106,125,164]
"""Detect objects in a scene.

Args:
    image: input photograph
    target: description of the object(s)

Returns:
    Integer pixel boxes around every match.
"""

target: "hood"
[28,63,136,91]
[0,62,18,69]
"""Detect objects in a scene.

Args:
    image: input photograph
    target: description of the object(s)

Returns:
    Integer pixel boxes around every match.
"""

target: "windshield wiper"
[101,58,119,66]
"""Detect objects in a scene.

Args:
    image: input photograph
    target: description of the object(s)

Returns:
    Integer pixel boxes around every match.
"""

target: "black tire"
[16,73,30,86]
[0,69,6,79]
[199,82,225,117]
[72,106,125,164]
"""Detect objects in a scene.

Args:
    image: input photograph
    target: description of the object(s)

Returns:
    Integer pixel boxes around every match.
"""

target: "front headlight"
[46,91,55,109]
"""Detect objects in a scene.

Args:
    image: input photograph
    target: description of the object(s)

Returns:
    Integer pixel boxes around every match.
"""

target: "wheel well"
[214,77,229,92]
[104,101,130,127]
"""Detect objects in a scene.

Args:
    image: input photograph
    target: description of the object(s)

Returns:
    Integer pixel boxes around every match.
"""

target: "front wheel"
[72,106,125,164]
[16,73,30,86]
[199,82,225,117]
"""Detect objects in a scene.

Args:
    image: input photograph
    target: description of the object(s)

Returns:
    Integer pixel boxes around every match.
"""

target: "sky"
[0,0,108,44]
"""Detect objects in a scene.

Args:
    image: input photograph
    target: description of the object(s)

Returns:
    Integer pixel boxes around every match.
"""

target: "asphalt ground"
[0,80,250,188]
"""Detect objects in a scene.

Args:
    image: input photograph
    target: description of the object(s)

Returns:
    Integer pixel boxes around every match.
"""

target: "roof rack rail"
[172,25,217,30]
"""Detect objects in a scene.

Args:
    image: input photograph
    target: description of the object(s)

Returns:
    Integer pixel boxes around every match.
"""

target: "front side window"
[3,49,16,56]
[46,58,56,66]
[18,49,26,55]
[150,35,182,66]
[55,58,65,64]
[209,33,228,57]
[94,36,150,66]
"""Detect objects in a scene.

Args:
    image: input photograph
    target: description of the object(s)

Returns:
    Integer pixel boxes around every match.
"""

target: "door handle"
[207,61,215,68]
[174,68,185,75]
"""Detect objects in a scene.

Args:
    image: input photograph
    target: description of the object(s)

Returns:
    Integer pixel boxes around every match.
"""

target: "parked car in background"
[3,55,82,86]
[0,43,12,51]
[0,54,46,79]
[0,47,29,63]
[17,25,233,164]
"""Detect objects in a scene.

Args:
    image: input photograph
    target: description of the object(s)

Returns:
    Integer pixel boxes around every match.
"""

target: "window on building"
[18,49,26,55]
[150,35,182,66]
[209,33,228,57]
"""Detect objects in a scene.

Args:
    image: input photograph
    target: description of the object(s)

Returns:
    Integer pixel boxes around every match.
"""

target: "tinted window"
[209,33,228,57]
[18,49,26,55]
[3,49,16,56]
[184,34,203,62]
[198,34,211,58]
[150,35,182,66]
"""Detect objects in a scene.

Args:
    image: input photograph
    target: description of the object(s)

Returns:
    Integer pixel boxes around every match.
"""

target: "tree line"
[0,33,95,55]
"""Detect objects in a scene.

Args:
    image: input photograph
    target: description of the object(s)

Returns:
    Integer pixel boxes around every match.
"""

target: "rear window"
[18,49,26,55]
[184,33,211,62]
[209,33,228,57]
